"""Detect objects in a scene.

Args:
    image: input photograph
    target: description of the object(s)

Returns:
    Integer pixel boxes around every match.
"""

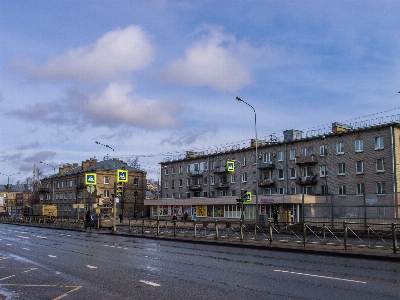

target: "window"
[103,176,110,184]
[277,187,285,194]
[104,190,110,198]
[171,180,175,188]
[301,147,307,157]
[164,181,168,188]
[278,169,284,180]
[338,163,346,175]
[336,142,344,154]
[377,182,385,194]
[320,165,327,177]
[179,179,183,187]
[356,161,364,174]
[289,149,296,160]
[374,136,384,150]
[376,159,384,172]
[241,172,247,182]
[69,180,73,187]
[220,190,228,197]
[231,174,236,183]
[355,139,363,152]
[338,184,346,195]
[303,186,314,195]
[290,187,297,195]
[186,165,190,173]
[290,168,296,178]
[252,172,256,181]
[203,177,208,185]
[262,153,273,163]
[172,167,175,174]
[356,183,364,195]
[278,151,284,161]
[178,166,182,174]
[210,176,215,185]
[302,166,313,177]
[319,145,327,156]
[186,178,190,186]
[242,156,246,166]
[164,168,169,175]
[133,178,139,185]
[321,185,328,195]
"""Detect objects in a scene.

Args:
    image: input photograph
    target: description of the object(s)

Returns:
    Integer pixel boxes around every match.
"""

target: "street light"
[39,161,58,174]
[95,141,115,159]
[0,172,20,185]
[236,96,259,223]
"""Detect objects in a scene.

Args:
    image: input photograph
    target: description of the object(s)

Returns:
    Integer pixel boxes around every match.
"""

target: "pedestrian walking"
[119,212,123,223]
[85,210,92,230]
[273,211,279,229]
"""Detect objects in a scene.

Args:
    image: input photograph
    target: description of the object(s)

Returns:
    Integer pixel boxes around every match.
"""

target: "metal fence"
[127,218,399,254]
[1,216,398,254]
[302,193,399,225]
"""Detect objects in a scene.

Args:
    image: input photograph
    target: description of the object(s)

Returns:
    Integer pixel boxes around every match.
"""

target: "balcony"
[214,183,230,190]
[258,179,276,187]
[39,188,50,193]
[189,185,202,191]
[189,170,203,177]
[296,175,317,185]
[257,162,275,170]
[213,166,228,174]
[295,155,318,165]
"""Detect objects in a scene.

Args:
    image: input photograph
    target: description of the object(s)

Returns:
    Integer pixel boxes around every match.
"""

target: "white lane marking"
[274,270,366,284]
[22,248,29,251]
[86,265,97,269]
[0,275,15,281]
[48,255,57,258]
[140,280,160,287]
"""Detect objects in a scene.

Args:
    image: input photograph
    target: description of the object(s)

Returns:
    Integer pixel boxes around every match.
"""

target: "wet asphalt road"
[0,224,399,300]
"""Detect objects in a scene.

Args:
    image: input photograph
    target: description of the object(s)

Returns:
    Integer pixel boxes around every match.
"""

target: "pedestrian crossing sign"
[244,192,252,202]
[226,161,235,172]
[85,173,96,185]
[117,170,128,182]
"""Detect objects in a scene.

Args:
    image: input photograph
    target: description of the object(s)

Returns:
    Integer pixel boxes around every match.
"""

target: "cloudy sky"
[1,0,400,182]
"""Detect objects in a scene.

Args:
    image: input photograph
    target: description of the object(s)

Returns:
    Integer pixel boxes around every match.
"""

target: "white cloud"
[157,25,254,92]
[13,25,154,81]
[77,83,183,129]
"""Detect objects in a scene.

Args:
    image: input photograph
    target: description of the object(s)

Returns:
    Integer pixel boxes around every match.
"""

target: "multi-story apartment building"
[0,184,30,215]
[146,122,400,223]
[39,158,146,218]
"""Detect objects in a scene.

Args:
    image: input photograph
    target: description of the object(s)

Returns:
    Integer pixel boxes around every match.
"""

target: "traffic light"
[116,182,124,197]
[241,189,247,201]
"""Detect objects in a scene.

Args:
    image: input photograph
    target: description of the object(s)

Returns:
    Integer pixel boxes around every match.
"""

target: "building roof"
[0,184,26,192]
[43,158,144,180]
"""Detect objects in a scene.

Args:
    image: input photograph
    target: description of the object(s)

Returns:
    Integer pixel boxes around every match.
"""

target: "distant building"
[0,184,29,214]
[39,158,147,218]
[145,122,400,223]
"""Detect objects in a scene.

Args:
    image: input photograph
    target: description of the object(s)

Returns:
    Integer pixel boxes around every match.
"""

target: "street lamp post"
[40,161,59,204]
[0,172,21,214]
[236,96,259,222]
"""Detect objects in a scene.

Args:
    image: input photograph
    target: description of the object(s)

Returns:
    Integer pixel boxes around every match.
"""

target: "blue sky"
[1,0,400,182]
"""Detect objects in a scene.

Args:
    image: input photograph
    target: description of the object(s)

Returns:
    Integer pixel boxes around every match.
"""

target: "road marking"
[48,255,57,258]
[274,270,366,284]
[140,280,160,287]
[86,265,97,269]
[0,275,15,281]
[22,248,29,250]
